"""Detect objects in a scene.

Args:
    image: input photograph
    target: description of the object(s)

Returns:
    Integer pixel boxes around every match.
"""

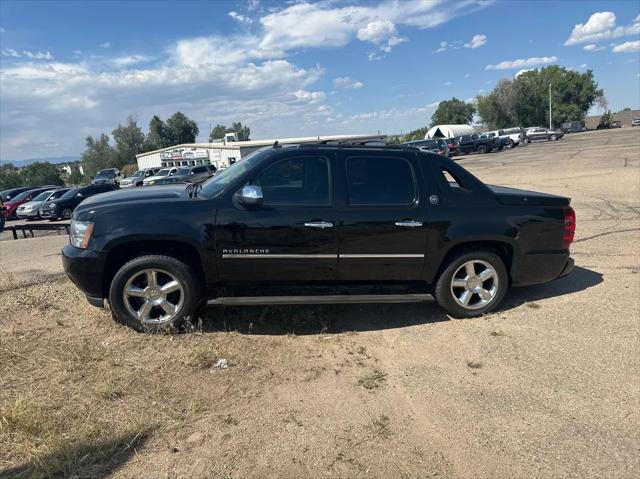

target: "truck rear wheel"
[477,145,487,154]
[435,251,508,318]
[109,255,201,332]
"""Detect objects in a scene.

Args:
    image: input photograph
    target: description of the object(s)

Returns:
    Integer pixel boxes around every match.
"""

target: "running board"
[208,294,434,306]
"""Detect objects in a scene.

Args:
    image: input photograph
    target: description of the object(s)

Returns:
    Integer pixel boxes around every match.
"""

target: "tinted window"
[192,166,207,174]
[93,185,114,193]
[198,149,271,198]
[255,156,330,206]
[346,157,416,206]
[11,190,39,202]
[60,188,80,199]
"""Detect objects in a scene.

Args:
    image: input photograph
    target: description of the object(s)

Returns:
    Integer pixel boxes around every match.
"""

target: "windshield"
[96,170,115,178]
[155,169,171,177]
[60,188,80,199]
[11,190,38,202]
[176,168,190,175]
[50,189,69,199]
[199,149,271,198]
[131,170,144,178]
[33,190,56,202]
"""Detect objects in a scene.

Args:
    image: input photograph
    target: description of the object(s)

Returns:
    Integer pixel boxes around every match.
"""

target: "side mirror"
[236,185,263,207]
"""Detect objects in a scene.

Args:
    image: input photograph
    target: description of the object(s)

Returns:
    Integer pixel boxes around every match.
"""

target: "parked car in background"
[401,139,450,157]
[0,186,39,203]
[2,187,63,220]
[39,184,117,220]
[489,127,528,148]
[17,188,70,219]
[92,168,122,187]
[119,168,161,188]
[456,133,499,154]
[479,132,505,150]
[560,121,586,134]
[632,118,640,127]
[142,167,179,186]
[152,165,217,185]
[444,138,460,156]
[526,127,564,141]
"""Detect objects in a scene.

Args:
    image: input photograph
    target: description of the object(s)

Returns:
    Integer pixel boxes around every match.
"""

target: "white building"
[425,125,475,139]
[135,134,385,171]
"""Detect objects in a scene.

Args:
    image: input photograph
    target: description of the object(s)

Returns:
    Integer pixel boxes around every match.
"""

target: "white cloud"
[436,41,448,53]
[258,0,490,55]
[464,34,487,49]
[99,42,111,48]
[583,43,605,51]
[1,48,21,58]
[486,56,559,70]
[111,55,150,67]
[612,40,640,53]
[229,11,252,24]
[464,73,471,78]
[356,20,406,52]
[580,63,588,68]
[333,77,363,89]
[444,81,452,86]
[565,11,640,45]
[22,50,54,60]
[0,27,5,33]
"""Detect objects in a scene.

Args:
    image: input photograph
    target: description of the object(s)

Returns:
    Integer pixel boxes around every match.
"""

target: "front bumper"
[39,208,57,218]
[61,243,106,301]
[17,209,40,219]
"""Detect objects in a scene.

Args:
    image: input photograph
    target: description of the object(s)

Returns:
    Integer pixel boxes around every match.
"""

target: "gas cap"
[429,195,439,206]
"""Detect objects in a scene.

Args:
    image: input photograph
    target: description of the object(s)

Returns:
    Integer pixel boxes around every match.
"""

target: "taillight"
[563,206,576,249]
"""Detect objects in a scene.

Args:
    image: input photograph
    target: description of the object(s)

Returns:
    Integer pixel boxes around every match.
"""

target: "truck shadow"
[0,430,149,479]
[201,266,602,336]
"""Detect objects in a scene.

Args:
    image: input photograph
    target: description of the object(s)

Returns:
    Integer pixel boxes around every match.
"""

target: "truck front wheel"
[435,251,508,318]
[477,145,487,154]
[109,255,201,332]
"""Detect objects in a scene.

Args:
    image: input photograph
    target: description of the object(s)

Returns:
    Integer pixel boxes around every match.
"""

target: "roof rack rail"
[299,141,421,151]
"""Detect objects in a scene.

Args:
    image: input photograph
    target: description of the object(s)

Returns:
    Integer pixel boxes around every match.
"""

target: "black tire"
[506,139,514,149]
[109,255,201,332]
[61,208,73,220]
[477,145,487,154]
[434,251,508,318]
[550,134,557,141]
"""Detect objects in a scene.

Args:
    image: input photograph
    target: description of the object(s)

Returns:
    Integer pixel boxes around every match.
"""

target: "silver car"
[16,188,69,219]
[120,168,160,188]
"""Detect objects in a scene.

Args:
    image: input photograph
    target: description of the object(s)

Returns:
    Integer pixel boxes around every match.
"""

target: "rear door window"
[346,157,416,206]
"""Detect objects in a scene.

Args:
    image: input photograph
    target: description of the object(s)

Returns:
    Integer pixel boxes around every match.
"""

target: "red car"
[2,187,59,220]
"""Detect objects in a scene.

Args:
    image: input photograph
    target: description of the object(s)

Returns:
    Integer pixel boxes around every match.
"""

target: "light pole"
[549,82,552,129]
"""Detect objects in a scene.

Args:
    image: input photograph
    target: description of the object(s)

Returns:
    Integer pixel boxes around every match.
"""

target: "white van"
[488,127,528,148]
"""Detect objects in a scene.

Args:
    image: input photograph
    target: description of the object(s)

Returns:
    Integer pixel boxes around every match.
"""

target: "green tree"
[81,134,117,178]
[476,66,604,129]
[67,170,84,186]
[0,168,22,189]
[402,127,429,142]
[208,122,251,142]
[430,98,476,126]
[599,110,613,127]
[112,116,146,169]
[19,162,64,186]
[209,124,228,141]
[145,115,169,151]
[166,112,199,145]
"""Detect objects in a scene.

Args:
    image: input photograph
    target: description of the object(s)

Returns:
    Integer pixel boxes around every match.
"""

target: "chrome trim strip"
[222,253,425,259]
[208,294,433,305]
[340,254,424,258]
[222,254,336,259]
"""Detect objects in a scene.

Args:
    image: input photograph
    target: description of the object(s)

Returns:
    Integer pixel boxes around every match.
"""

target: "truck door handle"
[304,221,333,229]
[395,220,422,228]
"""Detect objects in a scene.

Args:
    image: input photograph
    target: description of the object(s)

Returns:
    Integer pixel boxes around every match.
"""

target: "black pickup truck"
[62,143,575,332]
[456,133,500,155]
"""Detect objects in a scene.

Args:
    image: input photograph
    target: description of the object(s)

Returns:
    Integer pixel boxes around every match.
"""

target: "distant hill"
[1,156,80,168]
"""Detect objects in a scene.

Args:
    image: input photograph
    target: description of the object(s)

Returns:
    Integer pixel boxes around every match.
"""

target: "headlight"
[147,180,155,185]
[47,203,56,210]
[70,220,94,249]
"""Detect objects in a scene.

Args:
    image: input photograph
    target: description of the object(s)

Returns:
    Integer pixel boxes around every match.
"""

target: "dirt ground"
[1,128,638,479]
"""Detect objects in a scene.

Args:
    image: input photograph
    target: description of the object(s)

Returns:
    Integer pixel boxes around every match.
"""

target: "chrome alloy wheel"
[450,260,499,310]
[123,269,184,325]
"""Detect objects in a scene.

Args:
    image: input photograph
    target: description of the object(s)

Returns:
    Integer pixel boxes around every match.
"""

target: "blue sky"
[1,0,639,161]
